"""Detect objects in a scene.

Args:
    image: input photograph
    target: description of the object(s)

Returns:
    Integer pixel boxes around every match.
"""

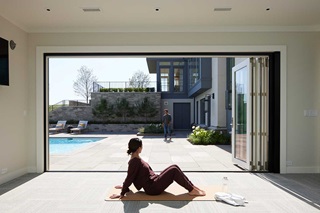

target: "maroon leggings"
[144,164,194,195]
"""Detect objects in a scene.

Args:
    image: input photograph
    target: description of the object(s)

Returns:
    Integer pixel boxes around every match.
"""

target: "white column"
[211,58,227,129]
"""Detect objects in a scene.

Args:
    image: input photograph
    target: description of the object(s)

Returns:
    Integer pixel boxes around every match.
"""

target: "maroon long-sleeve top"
[121,157,157,196]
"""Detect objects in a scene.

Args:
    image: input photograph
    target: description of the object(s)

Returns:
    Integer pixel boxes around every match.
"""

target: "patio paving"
[49,132,242,172]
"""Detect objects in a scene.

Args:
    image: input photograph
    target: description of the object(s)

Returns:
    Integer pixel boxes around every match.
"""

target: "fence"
[49,100,89,112]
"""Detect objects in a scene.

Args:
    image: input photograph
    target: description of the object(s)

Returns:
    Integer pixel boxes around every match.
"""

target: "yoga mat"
[105,183,220,201]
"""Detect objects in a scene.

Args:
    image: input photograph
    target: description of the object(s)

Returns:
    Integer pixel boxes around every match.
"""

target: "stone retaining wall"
[49,92,161,123]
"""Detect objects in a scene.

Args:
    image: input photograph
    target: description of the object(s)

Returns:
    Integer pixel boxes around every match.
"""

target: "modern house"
[1,0,320,188]
[147,57,214,130]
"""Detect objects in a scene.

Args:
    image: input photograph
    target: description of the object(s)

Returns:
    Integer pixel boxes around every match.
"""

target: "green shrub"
[136,97,158,122]
[139,123,163,133]
[188,126,230,145]
[100,88,110,92]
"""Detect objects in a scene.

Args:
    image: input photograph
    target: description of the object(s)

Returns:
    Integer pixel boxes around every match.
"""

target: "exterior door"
[232,58,269,171]
[173,103,191,130]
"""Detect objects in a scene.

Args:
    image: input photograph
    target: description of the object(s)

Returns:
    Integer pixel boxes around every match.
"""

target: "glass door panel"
[232,57,269,171]
[232,59,252,169]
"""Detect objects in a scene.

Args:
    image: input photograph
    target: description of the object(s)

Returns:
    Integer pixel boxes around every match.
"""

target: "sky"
[49,57,156,105]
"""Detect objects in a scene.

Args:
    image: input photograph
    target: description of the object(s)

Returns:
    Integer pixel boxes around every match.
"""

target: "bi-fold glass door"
[232,57,269,171]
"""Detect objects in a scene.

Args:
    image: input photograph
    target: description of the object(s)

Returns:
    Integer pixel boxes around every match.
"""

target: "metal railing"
[93,81,157,92]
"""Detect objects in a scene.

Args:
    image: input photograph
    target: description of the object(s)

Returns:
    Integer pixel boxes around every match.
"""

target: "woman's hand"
[109,194,124,199]
[114,185,122,189]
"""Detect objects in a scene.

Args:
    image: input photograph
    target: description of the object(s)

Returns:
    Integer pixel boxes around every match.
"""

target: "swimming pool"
[49,137,105,154]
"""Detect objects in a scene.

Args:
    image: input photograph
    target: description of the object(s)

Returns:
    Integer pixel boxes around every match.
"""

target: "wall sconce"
[9,40,16,50]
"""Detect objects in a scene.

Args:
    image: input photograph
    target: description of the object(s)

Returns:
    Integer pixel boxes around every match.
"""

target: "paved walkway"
[49,132,241,172]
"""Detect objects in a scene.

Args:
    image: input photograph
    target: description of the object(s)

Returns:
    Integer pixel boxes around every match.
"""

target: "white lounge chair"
[49,120,67,133]
[71,120,88,134]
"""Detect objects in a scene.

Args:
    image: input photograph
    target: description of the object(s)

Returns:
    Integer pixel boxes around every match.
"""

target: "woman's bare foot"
[188,187,206,196]
[193,186,206,194]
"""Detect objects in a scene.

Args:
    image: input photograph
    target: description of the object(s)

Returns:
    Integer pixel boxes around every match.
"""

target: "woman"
[109,138,205,199]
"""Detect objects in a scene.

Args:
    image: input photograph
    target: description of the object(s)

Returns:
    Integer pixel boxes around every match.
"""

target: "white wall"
[0,16,29,185]
[210,58,227,128]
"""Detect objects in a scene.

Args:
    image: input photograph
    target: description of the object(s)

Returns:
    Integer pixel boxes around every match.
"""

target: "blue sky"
[49,57,156,104]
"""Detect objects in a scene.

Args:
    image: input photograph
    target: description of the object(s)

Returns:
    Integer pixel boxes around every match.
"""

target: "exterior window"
[188,58,200,89]
[159,62,171,66]
[160,68,170,92]
[173,62,185,66]
[174,68,183,92]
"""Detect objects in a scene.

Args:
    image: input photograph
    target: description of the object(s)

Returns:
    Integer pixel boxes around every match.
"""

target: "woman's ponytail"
[127,138,142,155]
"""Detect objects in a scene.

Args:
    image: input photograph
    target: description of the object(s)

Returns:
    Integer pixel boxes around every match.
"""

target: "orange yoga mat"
[105,183,220,201]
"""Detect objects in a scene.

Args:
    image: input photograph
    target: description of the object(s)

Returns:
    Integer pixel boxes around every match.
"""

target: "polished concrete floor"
[0,133,319,212]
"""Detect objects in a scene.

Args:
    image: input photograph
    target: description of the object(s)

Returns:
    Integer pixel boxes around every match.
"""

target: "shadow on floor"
[256,173,320,210]
[0,173,41,196]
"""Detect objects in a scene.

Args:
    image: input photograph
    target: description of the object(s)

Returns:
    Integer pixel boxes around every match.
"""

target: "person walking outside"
[162,109,172,141]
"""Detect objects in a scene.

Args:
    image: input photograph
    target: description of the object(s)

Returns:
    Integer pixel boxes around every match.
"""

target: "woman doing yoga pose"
[109,138,205,199]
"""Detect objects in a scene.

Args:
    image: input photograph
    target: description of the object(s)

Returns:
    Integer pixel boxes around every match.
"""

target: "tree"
[92,98,114,121]
[114,98,134,122]
[129,70,150,88]
[136,97,158,122]
[73,66,97,103]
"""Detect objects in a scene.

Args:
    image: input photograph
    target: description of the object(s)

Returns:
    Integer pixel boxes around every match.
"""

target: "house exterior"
[147,57,238,134]
[147,57,216,130]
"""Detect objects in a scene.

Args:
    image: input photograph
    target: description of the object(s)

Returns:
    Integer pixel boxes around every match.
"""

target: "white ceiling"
[0,0,320,33]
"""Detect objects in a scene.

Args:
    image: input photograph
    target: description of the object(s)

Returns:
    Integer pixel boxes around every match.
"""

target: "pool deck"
[49,131,240,172]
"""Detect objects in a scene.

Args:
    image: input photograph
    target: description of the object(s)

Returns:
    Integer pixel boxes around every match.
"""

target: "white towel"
[215,192,248,206]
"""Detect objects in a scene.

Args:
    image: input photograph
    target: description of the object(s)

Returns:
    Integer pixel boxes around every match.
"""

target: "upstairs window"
[174,68,183,92]
[188,58,201,89]
[160,68,170,92]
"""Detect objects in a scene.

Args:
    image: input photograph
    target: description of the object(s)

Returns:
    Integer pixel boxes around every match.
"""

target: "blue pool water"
[49,137,105,154]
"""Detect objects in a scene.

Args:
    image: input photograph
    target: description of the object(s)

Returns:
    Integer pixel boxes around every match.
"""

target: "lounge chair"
[71,120,88,134]
[49,120,67,133]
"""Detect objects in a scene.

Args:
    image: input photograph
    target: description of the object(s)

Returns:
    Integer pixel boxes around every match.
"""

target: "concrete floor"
[0,133,319,212]
[0,172,319,212]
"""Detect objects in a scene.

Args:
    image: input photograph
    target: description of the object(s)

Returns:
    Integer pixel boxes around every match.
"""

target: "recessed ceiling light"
[214,8,232,12]
[82,8,101,12]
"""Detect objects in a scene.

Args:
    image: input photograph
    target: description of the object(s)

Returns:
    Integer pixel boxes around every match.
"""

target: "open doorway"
[45,53,280,173]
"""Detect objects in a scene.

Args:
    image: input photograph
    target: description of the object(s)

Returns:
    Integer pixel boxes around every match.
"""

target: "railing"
[93,81,157,92]
[49,100,89,111]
